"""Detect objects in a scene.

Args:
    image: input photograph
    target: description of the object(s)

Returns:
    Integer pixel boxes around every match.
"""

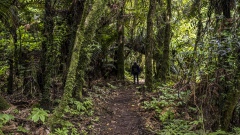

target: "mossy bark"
[0,95,10,111]
[74,0,107,100]
[7,58,14,95]
[221,89,240,131]
[155,11,165,81]
[38,0,54,110]
[7,26,18,95]
[161,0,171,83]
[59,0,85,83]
[117,1,125,80]
[61,11,87,105]
[50,2,89,125]
[218,0,237,130]
[145,0,156,91]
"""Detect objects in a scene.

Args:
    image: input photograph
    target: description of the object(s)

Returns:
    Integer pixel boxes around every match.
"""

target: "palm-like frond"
[0,0,12,21]
[0,0,18,29]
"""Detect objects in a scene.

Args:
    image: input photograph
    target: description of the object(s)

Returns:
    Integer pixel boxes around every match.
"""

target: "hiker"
[131,62,140,84]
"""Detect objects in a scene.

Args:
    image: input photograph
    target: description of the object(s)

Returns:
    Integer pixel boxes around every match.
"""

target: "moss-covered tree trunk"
[0,95,10,110]
[155,1,165,80]
[7,58,14,95]
[59,0,85,81]
[145,0,156,91]
[51,2,89,126]
[161,0,171,83]
[38,0,54,110]
[74,0,107,100]
[7,26,18,95]
[116,1,125,80]
[219,0,239,130]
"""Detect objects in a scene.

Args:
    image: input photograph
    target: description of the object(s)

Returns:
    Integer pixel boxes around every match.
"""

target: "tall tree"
[0,0,18,95]
[145,0,156,91]
[218,0,239,131]
[161,0,171,82]
[38,0,54,109]
[0,0,17,110]
[74,0,107,100]
[50,0,88,129]
[155,1,165,81]
[116,1,125,80]
[59,0,86,86]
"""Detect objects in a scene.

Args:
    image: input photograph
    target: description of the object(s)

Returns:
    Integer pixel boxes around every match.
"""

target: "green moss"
[221,89,240,131]
[0,95,10,110]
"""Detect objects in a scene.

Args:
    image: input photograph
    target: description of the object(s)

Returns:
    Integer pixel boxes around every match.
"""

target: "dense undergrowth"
[2,78,240,134]
[0,78,125,134]
[0,97,95,134]
[141,83,240,135]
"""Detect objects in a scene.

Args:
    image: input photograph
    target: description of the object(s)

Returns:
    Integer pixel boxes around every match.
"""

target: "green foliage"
[159,119,199,135]
[0,65,8,76]
[142,85,207,134]
[52,127,69,135]
[0,113,14,127]
[17,125,29,133]
[232,127,240,134]
[0,113,14,134]
[28,108,49,123]
[49,98,94,134]
[106,83,117,89]
[0,96,10,110]
[208,130,228,135]
[67,98,93,116]
[143,86,183,122]
[143,97,175,122]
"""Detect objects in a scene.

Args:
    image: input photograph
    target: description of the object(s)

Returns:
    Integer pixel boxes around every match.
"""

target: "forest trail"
[92,80,146,135]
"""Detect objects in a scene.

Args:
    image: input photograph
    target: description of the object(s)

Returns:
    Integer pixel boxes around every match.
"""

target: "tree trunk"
[145,0,156,91]
[38,0,54,110]
[155,9,165,80]
[161,0,171,83]
[219,0,238,130]
[59,0,85,86]
[7,58,14,95]
[0,95,10,111]
[74,0,107,100]
[7,26,18,95]
[116,1,125,80]
[52,1,88,121]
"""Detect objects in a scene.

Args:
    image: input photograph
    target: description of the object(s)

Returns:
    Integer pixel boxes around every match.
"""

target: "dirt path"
[93,82,145,135]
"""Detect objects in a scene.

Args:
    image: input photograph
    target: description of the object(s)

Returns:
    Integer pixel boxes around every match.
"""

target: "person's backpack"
[133,67,138,74]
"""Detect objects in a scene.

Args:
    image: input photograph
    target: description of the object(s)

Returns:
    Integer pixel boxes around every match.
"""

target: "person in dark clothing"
[131,62,140,84]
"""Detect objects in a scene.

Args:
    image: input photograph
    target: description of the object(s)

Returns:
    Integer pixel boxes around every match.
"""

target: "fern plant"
[28,108,49,123]
[52,127,69,135]
[0,113,14,127]
[0,113,14,134]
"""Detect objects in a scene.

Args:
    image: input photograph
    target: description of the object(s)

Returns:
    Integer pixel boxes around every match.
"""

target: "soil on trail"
[93,82,145,135]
